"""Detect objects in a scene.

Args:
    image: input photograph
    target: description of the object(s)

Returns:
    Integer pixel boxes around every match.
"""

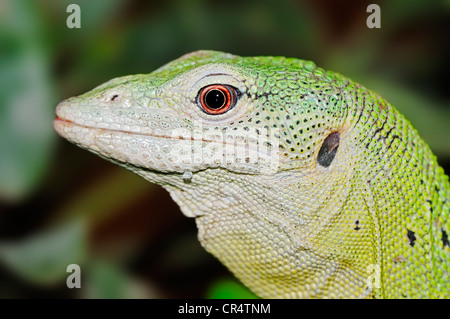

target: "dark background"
[0,0,449,298]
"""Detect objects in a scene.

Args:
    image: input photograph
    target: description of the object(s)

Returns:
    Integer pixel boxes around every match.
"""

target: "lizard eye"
[197,84,238,115]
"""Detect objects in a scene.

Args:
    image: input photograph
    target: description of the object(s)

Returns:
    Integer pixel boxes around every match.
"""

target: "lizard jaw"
[54,101,281,175]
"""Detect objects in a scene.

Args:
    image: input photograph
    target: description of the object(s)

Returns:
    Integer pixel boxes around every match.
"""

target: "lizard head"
[55,51,367,297]
[55,50,350,179]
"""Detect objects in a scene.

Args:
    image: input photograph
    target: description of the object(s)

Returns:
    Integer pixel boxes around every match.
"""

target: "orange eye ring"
[198,84,238,115]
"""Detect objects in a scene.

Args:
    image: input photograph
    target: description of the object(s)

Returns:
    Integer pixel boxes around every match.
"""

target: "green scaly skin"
[54,51,450,298]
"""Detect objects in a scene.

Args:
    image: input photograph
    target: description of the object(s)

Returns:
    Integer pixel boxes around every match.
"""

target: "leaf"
[0,219,86,285]
[207,278,259,299]
[82,260,154,299]
[0,0,56,202]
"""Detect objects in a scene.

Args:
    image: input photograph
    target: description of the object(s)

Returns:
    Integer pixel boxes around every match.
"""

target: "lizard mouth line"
[54,115,200,142]
[53,116,273,154]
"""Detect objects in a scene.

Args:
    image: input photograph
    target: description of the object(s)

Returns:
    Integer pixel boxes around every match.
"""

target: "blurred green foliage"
[0,0,56,201]
[207,279,258,299]
[0,219,86,285]
[0,0,448,298]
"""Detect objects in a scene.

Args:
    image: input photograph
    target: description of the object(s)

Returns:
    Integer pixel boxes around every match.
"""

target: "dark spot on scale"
[442,229,449,248]
[407,229,416,247]
[111,94,119,101]
[426,199,433,213]
[354,220,360,231]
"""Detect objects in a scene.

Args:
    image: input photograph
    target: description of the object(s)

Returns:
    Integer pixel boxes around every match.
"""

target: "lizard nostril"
[111,94,119,101]
[317,132,340,167]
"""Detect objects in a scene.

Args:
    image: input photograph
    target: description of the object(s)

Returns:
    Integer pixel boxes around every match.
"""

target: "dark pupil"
[205,89,226,109]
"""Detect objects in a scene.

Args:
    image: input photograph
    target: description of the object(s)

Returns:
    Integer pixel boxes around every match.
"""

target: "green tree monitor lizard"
[54,51,450,298]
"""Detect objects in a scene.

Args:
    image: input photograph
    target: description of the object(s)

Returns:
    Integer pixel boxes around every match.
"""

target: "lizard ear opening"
[317,132,340,167]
